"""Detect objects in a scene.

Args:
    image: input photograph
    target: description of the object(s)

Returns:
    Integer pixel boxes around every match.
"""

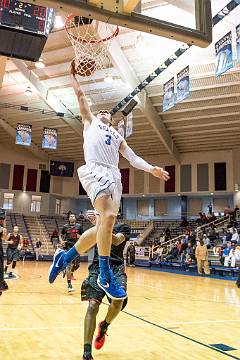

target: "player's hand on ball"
[150,167,170,181]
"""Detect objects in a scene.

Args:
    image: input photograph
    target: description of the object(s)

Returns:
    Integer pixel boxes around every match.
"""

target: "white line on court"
[0,323,151,332]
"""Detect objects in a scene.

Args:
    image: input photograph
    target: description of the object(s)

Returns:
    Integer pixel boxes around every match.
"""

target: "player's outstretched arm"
[70,61,93,124]
[119,140,170,181]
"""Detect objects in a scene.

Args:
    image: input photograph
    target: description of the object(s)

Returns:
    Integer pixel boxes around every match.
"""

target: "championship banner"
[236,24,240,65]
[15,123,32,146]
[215,32,233,77]
[50,160,74,177]
[162,78,174,112]
[177,66,190,102]
[42,128,57,150]
[126,112,133,138]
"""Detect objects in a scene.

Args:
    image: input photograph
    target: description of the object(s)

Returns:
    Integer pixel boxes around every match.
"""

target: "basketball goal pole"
[24,0,212,47]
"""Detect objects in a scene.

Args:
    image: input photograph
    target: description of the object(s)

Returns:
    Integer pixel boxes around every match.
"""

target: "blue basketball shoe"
[48,248,66,284]
[97,272,127,300]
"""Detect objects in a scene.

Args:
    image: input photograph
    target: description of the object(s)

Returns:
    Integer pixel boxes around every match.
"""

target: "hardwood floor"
[0,261,240,360]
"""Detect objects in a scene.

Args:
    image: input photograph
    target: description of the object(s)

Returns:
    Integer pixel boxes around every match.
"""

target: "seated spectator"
[165,227,171,241]
[180,218,189,229]
[231,229,239,244]
[165,242,178,262]
[153,245,163,264]
[224,243,240,267]
[203,234,211,248]
[159,232,165,244]
[222,242,231,265]
[225,229,232,243]
[195,239,210,275]
[185,242,195,262]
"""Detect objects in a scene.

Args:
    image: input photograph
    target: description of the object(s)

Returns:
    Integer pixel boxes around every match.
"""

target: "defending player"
[49,61,170,300]
[4,226,23,277]
[82,211,130,360]
[60,213,83,293]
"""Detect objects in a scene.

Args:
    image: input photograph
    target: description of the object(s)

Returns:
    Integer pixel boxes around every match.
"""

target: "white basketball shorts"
[77,162,122,215]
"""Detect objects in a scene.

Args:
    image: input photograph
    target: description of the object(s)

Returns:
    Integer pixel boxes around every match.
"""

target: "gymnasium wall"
[0,143,237,217]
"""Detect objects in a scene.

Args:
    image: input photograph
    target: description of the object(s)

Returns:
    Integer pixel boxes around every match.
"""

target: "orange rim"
[65,14,119,44]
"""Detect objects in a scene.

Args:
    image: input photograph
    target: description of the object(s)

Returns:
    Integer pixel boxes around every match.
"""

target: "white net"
[65,15,119,77]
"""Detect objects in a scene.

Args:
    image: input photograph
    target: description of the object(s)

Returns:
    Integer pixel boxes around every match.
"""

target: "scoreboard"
[0,0,55,61]
[0,0,54,35]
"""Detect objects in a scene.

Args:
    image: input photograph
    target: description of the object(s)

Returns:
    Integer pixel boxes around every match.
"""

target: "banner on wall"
[15,123,32,146]
[162,77,174,112]
[177,65,190,102]
[50,160,74,177]
[215,31,233,77]
[117,119,125,138]
[126,112,133,138]
[236,24,240,65]
[42,128,57,150]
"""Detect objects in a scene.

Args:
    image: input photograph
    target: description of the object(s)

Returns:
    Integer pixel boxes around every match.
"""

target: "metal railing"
[159,215,231,254]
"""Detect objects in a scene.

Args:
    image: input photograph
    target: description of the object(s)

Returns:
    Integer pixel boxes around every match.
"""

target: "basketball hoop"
[65,15,119,77]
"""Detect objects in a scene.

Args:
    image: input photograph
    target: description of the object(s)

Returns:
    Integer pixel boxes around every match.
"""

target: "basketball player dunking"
[49,61,170,300]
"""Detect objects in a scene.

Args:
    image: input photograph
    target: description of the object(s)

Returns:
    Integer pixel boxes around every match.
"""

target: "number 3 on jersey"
[105,134,112,145]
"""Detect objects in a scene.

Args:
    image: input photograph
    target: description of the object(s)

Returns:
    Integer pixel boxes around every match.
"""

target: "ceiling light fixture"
[135,33,145,49]
[35,58,45,69]
[104,73,114,83]
[25,86,33,97]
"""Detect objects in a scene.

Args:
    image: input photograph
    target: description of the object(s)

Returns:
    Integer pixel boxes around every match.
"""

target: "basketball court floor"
[1,262,240,360]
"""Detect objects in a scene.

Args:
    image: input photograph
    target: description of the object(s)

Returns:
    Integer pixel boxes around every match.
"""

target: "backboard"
[28,0,212,48]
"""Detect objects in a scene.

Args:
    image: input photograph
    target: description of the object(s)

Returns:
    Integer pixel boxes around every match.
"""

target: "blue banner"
[42,128,57,150]
[126,112,133,138]
[215,32,233,76]
[177,66,190,103]
[50,160,74,177]
[163,78,175,112]
[15,123,32,146]
[236,24,240,65]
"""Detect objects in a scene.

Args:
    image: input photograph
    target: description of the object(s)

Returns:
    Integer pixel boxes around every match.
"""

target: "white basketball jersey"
[83,116,124,167]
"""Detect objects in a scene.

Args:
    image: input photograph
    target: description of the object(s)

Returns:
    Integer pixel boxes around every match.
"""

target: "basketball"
[72,58,96,77]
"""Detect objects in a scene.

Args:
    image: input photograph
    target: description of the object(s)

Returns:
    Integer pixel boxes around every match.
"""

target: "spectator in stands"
[165,227,171,241]
[153,245,164,264]
[185,242,195,263]
[203,234,211,249]
[230,229,239,244]
[165,242,179,262]
[159,232,165,244]
[208,203,213,216]
[126,242,135,267]
[225,229,232,243]
[221,242,231,265]
[35,238,42,261]
[195,239,210,275]
[51,229,60,250]
[234,205,239,221]
[180,218,189,230]
[208,226,216,244]
[224,243,240,268]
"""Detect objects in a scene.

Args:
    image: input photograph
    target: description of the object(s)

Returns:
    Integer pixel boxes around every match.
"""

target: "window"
[31,195,41,213]
[3,193,14,210]
[55,199,61,215]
